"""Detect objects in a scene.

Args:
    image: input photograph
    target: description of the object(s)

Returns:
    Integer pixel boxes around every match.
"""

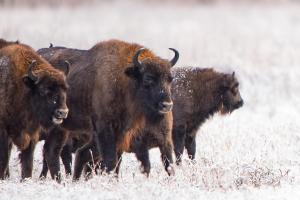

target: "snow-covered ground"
[1,2,300,199]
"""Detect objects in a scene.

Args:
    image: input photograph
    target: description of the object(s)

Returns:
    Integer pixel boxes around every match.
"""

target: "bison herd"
[0,38,243,182]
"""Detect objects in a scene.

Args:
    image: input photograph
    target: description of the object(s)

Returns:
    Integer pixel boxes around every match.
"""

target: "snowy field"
[1,1,300,199]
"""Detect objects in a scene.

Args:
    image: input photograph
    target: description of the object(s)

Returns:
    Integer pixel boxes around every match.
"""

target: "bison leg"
[5,141,12,178]
[4,167,10,178]
[44,127,68,182]
[39,153,49,178]
[172,126,186,165]
[61,143,73,176]
[99,129,117,173]
[115,152,123,176]
[135,148,151,177]
[0,131,11,179]
[73,133,101,181]
[185,136,196,161]
[158,141,174,176]
[20,140,36,179]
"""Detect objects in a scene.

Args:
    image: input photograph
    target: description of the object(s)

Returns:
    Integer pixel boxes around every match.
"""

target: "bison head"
[23,60,69,128]
[220,72,243,114]
[125,48,179,117]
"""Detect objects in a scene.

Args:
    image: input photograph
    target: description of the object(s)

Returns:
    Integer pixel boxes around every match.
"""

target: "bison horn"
[169,48,179,67]
[132,48,145,69]
[28,60,38,83]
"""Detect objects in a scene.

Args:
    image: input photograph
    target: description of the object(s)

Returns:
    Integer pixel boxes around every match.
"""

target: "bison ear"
[221,74,231,90]
[125,67,140,79]
[23,75,36,89]
[232,71,235,79]
[53,60,70,76]
[61,60,70,76]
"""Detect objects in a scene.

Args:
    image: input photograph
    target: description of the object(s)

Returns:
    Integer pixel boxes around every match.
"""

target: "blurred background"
[1,0,300,7]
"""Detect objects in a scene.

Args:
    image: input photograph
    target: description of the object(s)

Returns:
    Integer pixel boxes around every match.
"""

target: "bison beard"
[38,39,179,181]
[0,39,68,180]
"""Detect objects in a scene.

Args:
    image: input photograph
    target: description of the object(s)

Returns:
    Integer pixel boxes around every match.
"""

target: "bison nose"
[239,99,244,106]
[54,108,69,119]
[236,99,244,108]
[158,101,173,113]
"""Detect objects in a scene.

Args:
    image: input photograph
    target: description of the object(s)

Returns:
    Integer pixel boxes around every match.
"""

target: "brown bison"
[40,67,243,177]
[0,39,69,179]
[172,67,243,164]
[37,39,179,180]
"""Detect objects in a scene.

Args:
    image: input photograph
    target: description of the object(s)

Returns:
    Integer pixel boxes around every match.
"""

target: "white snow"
[1,1,300,199]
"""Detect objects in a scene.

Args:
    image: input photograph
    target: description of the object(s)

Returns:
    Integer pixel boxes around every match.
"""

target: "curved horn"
[49,43,53,48]
[28,60,38,83]
[169,48,179,67]
[132,48,145,68]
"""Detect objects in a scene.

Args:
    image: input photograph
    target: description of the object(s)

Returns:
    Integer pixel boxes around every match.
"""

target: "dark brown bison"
[0,39,69,179]
[37,39,179,181]
[171,67,243,164]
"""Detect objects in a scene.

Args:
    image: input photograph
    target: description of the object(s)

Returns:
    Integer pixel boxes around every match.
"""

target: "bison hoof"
[139,166,150,177]
[167,165,175,176]
[55,173,62,183]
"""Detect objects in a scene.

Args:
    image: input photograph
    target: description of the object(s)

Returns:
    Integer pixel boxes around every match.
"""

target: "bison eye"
[52,95,58,104]
[39,89,50,97]
[143,75,155,87]
[167,75,173,83]
[231,88,237,95]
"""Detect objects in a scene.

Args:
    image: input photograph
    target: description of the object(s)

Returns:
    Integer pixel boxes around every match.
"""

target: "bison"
[171,67,243,164]
[0,39,69,179]
[37,39,179,181]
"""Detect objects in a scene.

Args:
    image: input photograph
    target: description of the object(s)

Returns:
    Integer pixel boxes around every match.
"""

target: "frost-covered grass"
[1,2,300,199]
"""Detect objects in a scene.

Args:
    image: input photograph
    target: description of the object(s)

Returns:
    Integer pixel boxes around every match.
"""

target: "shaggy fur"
[38,39,178,180]
[0,39,68,179]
